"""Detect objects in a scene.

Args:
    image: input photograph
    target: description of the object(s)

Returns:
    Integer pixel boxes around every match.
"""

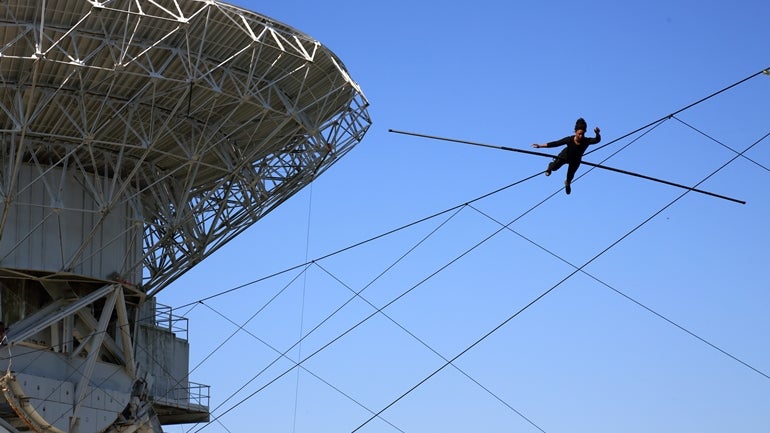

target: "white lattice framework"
[0,0,371,296]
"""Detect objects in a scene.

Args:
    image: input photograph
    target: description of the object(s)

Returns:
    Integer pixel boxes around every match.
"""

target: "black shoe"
[564,180,571,195]
[545,169,551,176]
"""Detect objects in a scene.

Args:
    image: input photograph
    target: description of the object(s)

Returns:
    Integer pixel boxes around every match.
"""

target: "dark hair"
[575,118,587,131]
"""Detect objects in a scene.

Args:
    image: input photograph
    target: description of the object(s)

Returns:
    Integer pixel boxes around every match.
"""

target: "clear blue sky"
[163,1,770,432]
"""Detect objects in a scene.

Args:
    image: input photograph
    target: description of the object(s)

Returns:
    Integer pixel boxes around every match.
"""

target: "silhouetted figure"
[532,117,601,195]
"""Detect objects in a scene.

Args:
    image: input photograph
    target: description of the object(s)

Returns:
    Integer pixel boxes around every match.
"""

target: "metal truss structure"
[0,1,370,432]
[0,0,371,294]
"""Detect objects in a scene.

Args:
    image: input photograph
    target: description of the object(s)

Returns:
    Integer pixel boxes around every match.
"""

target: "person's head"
[574,117,587,139]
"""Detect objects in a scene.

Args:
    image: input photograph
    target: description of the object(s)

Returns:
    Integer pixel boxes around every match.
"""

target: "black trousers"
[548,149,581,182]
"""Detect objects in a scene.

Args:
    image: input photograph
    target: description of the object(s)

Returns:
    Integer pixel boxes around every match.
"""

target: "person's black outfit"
[543,118,600,194]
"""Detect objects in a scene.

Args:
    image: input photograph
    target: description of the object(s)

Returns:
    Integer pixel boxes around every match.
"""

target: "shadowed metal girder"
[0,0,372,295]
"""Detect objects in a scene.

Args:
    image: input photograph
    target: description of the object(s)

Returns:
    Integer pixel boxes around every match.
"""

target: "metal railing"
[187,382,211,409]
[155,377,211,410]
[153,303,188,340]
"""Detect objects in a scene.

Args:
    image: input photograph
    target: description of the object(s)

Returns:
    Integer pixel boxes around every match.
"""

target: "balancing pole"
[389,129,745,205]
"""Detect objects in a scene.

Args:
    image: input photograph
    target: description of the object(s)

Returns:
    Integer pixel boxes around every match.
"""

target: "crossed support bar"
[389,129,745,205]
[1,282,139,432]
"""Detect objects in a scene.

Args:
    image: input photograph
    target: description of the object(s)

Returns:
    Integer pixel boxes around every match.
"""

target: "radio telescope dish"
[0,1,370,431]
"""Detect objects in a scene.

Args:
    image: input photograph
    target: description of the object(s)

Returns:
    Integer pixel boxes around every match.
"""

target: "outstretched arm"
[532,136,571,149]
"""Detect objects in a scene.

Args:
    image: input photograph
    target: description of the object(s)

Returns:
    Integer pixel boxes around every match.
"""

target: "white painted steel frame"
[0,0,372,296]
[0,2,369,430]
